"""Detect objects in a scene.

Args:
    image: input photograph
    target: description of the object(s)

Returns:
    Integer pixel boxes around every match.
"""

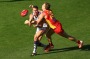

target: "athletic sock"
[36,41,46,48]
[32,41,37,53]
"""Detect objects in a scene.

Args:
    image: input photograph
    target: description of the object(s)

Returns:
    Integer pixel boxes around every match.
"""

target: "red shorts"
[53,22,64,34]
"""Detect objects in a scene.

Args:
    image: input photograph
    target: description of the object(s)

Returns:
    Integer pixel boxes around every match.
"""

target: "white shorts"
[35,23,47,33]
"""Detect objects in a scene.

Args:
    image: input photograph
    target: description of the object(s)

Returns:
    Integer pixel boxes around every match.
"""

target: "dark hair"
[44,2,51,10]
[33,6,38,9]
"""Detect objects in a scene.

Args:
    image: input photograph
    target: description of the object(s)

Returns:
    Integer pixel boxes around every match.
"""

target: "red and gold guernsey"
[43,10,64,34]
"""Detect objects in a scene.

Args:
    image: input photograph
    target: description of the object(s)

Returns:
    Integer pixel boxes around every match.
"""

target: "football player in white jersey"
[24,5,54,56]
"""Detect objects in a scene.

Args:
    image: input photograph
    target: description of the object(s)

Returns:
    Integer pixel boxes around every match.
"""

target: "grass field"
[0,0,90,59]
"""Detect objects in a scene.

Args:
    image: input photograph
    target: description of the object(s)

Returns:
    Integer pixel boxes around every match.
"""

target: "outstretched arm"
[24,14,34,26]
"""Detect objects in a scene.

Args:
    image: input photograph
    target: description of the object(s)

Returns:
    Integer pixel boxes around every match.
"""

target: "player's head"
[32,6,39,16]
[33,6,38,10]
[42,2,51,10]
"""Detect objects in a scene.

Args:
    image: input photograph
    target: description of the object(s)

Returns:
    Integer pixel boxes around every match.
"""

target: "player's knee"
[34,35,38,41]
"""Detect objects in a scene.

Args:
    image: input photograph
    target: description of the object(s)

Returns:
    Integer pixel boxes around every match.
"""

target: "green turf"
[0,0,90,59]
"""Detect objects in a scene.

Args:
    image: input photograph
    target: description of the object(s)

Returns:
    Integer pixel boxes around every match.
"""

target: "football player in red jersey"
[36,2,83,52]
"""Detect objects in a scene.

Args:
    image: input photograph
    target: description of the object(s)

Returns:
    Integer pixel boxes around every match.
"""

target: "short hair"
[44,2,51,10]
[33,6,38,9]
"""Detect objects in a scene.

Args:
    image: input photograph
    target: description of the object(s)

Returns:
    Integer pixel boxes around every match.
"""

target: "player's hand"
[33,25,37,28]
[24,20,29,25]
[29,5,33,8]
[31,20,36,24]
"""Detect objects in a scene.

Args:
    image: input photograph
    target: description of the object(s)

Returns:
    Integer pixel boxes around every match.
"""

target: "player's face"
[32,8,38,16]
[42,4,45,11]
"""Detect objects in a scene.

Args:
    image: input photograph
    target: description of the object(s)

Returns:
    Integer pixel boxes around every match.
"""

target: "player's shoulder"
[38,10,43,14]
[29,13,34,18]
[38,10,43,12]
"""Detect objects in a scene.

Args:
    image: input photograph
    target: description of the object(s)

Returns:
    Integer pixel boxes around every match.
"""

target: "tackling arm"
[36,13,44,26]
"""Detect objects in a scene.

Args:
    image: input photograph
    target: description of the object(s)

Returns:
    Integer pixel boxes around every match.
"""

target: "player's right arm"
[24,14,34,26]
[28,13,36,26]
